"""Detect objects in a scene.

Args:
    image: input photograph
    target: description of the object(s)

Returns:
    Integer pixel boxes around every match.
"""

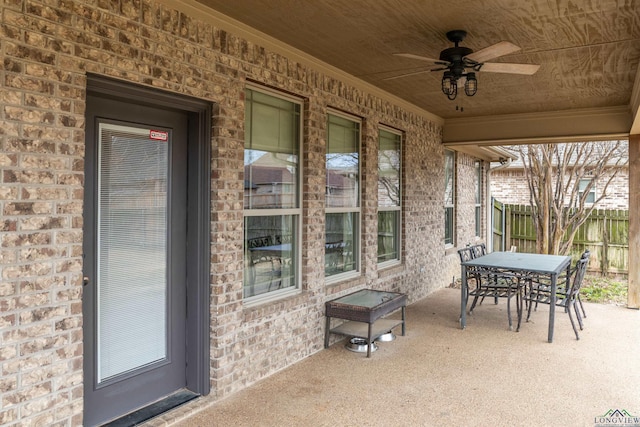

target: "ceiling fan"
[388,30,540,100]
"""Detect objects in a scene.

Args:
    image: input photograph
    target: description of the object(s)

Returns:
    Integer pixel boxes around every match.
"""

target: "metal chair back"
[568,250,590,298]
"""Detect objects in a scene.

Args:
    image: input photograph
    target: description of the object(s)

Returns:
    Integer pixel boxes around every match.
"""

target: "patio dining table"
[460,251,572,342]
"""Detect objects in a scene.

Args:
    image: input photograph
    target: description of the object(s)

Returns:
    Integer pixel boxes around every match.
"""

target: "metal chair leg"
[516,288,523,332]
[507,289,513,330]
[567,303,580,340]
[574,302,584,330]
[577,295,587,318]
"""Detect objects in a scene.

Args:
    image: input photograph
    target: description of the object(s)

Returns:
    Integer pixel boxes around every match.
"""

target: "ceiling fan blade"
[465,41,521,63]
[383,69,432,80]
[479,62,540,75]
[393,53,448,65]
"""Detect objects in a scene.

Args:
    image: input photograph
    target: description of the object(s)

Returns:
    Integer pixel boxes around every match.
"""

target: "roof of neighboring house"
[244,152,351,188]
[245,165,294,185]
[245,152,295,185]
[326,170,352,189]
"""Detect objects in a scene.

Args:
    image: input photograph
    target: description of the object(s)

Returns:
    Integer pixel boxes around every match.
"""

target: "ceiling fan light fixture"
[390,30,539,102]
[442,71,457,100]
[464,72,477,96]
[447,84,457,100]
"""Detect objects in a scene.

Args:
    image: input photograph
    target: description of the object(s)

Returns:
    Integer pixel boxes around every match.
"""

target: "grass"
[581,274,628,305]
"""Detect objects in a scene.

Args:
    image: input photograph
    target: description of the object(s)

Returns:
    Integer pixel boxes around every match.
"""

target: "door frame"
[83,75,211,406]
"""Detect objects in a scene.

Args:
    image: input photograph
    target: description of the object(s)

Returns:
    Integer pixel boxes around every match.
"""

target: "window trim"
[325,109,362,283]
[377,125,402,267]
[444,149,456,248]
[578,177,596,206]
[243,86,303,305]
[475,160,482,238]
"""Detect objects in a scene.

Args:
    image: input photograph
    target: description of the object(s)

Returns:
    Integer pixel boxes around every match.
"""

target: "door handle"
[83,276,90,286]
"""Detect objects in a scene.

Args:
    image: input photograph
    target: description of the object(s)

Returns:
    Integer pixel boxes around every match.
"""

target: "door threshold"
[102,389,199,427]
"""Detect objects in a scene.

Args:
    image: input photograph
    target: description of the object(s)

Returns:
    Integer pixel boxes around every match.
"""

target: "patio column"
[629,134,640,309]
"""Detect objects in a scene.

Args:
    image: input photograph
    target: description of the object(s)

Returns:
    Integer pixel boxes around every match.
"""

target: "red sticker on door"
[149,130,168,141]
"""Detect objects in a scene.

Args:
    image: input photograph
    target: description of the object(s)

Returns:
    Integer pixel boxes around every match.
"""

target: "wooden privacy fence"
[504,204,629,275]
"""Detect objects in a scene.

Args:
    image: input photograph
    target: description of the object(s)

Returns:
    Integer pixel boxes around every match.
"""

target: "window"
[325,113,360,278]
[475,161,482,237]
[244,88,301,300]
[378,128,402,264]
[444,149,455,246]
[578,178,596,205]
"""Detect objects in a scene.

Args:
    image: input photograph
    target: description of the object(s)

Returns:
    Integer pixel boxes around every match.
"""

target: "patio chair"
[471,243,487,258]
[562,250,590,319]
[477,267,523,330]
[469,243,497,305]
[458,244,495,310]
[527,250,590,319]
[458,245,522,329]
[519,250,590,339]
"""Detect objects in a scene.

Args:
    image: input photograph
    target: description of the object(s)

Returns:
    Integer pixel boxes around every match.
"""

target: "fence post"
[602,212,609,276]
[505,204,511,252]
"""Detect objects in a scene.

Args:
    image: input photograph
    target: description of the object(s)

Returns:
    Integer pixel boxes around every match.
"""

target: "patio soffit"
[168,0,640,144]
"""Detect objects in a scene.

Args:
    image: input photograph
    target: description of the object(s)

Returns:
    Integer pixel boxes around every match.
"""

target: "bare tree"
[518,141,627,255]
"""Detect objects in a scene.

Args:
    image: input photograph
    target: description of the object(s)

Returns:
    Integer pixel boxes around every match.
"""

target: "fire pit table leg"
[324,315,331,348]
[366,323,373,358]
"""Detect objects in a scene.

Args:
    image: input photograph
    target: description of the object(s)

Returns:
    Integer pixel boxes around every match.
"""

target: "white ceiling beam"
[443,106,632,146]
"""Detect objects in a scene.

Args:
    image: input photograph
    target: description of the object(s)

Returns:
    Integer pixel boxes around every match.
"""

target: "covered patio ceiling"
[169,0,640,308]
[185,0,640,146]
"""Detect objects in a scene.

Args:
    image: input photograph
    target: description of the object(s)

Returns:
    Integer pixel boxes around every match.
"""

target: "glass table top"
[329,289,401,308]
[462,251,571,274]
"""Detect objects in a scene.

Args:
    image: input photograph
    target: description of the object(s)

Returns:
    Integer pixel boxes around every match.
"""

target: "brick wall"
[456,154,483,246]
[491,167,629,210]
[0,1,483,425]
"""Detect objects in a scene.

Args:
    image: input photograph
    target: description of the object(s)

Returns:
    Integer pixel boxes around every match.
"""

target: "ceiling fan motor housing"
[439,46,474,78]
[441,30,476,78]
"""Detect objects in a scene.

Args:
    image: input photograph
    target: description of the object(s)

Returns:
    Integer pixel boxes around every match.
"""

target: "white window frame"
[444,149,456,247]
[377,125,402,267]
[243,85,303,305]
[578,178,596,206]
[475,160,482,238]
[325,110,361,283]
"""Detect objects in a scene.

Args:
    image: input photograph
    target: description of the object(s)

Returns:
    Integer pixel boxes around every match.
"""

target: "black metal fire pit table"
[324,289,407,357]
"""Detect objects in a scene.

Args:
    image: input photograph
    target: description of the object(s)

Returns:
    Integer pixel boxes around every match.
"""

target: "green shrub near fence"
[505,204,629,275]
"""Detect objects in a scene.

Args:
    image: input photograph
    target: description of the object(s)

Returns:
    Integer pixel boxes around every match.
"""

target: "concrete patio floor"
[148,288,640,427]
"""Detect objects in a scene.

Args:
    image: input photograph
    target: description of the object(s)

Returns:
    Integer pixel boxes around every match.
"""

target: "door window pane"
[97,123,167,382]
